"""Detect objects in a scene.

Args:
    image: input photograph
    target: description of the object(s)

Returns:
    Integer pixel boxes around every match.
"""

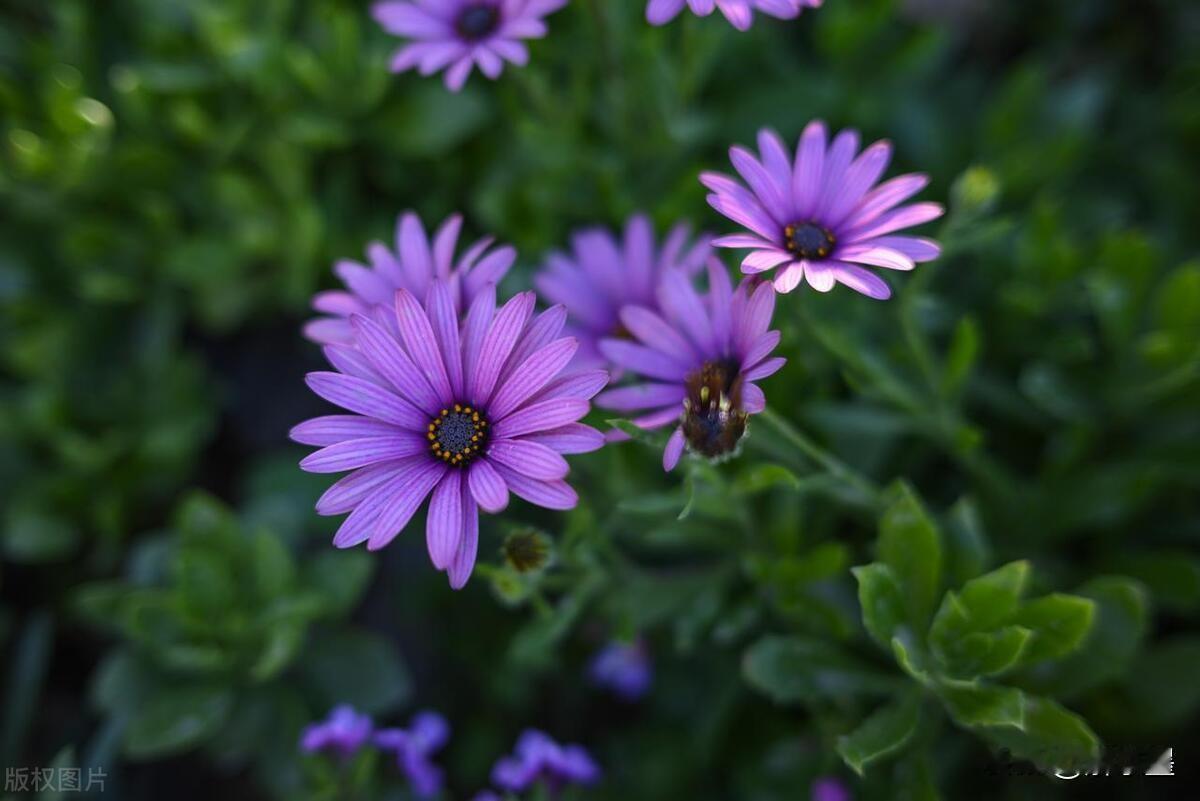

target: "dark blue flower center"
[456,4,500,41]
[681,359,747,460]
[784,221,836,260]
[428,404,489,467]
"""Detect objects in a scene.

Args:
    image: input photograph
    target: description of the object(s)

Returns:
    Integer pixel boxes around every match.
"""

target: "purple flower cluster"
[301,707,449,799]
[588,639,653,700]
[491,729,602,794]
[647,0,823,30]
[812,776,852,801]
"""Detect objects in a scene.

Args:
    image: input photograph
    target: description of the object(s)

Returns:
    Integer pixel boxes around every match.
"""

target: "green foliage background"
[1,0,1197,799]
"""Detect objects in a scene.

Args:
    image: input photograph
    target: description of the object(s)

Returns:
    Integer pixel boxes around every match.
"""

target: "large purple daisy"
[372,0,568,91]
[646,0,822,30]
[292,282,607,589]
[533,215,711,370]
[702,123,944,299]
[305,212,514,346]
[595,261,784,470]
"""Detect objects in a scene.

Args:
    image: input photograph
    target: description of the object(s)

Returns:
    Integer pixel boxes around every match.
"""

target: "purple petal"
[861,235,942,262]
[306,372,427,430]
[596,383,685,412]
[395,289,454,405]
[427,281,465,397]
[489,337,578,420]
[494,397,590,438]
[619,306,698,363]
[471,292,536,405]
[523,423,606,454]
[468,459,509,513]
[663,427,685,471]
[836,244,915,271]
[742,382,766,412]
[351,315,440,412]
[487,439,570,480]
[367,461,447,551]
[834,263,893,300]
[290,415,404,447]
[462,283,497,389]
[425,470,463,569]
[534,369,610,401]
[493,464,578,510]
[317,462,405,516]
[448,491,479,590]
[301,435,427,473]
[792,120,828,218]
[740,330,781,370]
[599,340,690,381]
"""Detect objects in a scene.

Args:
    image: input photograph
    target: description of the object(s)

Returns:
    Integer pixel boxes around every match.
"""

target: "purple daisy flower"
[300,705,373,759]
[596,261,784,470]
[374,710,450,799]
[491,729,601,793]
[588,639,653,701]
[306,211,515,346]
[534,215,711,371]
[811,776,851,801]
[647,0,822,30]
[372,0,568,92]
[291,282,608,589]
[702,123,944,299]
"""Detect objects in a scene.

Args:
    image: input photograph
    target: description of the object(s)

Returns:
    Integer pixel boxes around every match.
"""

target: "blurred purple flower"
[492,729,601,793]
[588,639,653,700]
[374,711,450,799]
[306,211,514,346]
[300,705,373,759]
[534,215,710,371]
[811,776,851,801]
[292,283,607,588]
[647,0,822,30]
[471,793,501,801]
[595,261,784,470]
[702,123,943,299]
[372,0,568,91]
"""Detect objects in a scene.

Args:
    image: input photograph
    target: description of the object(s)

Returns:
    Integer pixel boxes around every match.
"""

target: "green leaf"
[733,463,802,494]
[606,418,670,448]
[837,693,921,776]
[877,482,942,629]
[980,696,1100,770]
[958,560,1029,629]
[1011,594,1095,664]
[891,631,936,687]
[2,510,80,563]
[124,685,233,759]
[247,529,295,601]
[1112,551,1200,612]
[299,628,410,714]
[938,625,1033,678]
[852,563,907,650]
[743,635,898,705]
[939,681,1025,729]
[941,315,981,398]
[943,498,990,587]
[302,550,374,618]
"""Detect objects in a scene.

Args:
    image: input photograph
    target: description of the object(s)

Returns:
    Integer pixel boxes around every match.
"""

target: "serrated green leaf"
[124,685,233,759]
[877,482,943,629]
[980,696,1099,770]
[853,563,907,650]
[1012,594,1095,664]
[743,635,898,705]
[939,681,1025,729]
[837,692,921,776]
[938,625,1033,678]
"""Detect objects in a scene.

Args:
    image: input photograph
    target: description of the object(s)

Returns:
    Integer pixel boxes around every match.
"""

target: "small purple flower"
[372,0,568,91]
[596,261,784,470]
[588,639,653,701]
[374,711,450,799]
[647,0,822,30]
[300,705,373,758]
[471,793,501,801]
[306,211,515,346]
[811,776,851,801]
[534,215,711,371]
[702,123,944,299]
[492,729,601,794]
[292,282,607,588]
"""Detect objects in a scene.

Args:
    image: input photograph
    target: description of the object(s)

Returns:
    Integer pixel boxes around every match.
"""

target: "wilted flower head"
[588,639,653,700]
[491,729,601,793]
[502,527,553,573]
[596,261,784,470]
[647,0,822,30]
[300,705,373,758]
[811,776,851,801]
[374,711,450,799]
[703,123,943,299]
[534,215,711,370]
[373,0,568,91]
[292,283,607,588]
[306,212,514,346]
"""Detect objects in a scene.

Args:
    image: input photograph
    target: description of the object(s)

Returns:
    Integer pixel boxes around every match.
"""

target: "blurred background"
[1,0,1198,799]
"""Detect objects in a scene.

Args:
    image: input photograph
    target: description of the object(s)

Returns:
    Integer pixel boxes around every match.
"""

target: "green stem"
[758,407,883,508]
